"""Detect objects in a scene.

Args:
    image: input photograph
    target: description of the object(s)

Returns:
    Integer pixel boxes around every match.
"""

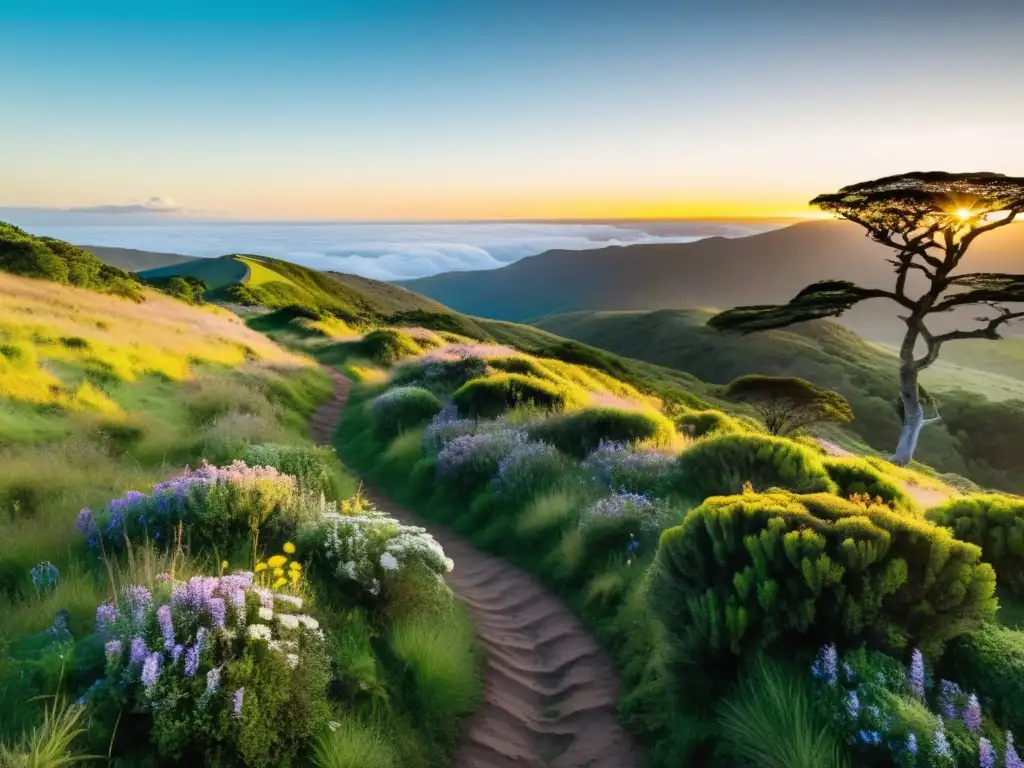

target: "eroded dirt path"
[310,367,643,768]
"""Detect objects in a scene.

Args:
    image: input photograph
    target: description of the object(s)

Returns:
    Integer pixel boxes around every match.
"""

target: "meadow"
[0,269,479,766]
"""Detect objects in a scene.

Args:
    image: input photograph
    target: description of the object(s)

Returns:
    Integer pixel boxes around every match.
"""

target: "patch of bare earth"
[311,367,643,768]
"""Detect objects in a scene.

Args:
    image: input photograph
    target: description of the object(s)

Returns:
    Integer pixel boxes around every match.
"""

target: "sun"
[955,207,973,221]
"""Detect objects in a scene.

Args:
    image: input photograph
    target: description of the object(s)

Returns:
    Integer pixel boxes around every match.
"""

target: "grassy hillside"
[535,309,1024,494]
[79,244,198,272]
[400,219,1024,345]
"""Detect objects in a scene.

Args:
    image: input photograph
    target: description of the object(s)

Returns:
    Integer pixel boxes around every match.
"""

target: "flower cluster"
[495,440,566,497]
[581,440,675,495]
[811,644,1021,767]
[254,541,303,593]
[435,427,528,487]
[79,460,298,553]
[300,503,453,600]
[421,404,476,452]
[580,491,665,535]
[29,560,60,597]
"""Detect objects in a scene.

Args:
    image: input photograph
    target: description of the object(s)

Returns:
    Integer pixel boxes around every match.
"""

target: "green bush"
[370,387,444,439]
[823,457,915,510]
[927,494,1024,595]
[650,490,996,679]
[243,443,339,497]
[528,406,676,459]
[944,623,1024,738]
[674,409,746,438]
[389,355,487,394]
[452,373,582,419]
[670,433,838,502]
[353,330,422,365]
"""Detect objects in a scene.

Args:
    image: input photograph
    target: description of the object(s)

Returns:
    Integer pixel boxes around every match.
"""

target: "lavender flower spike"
[141,652,162,689]
[979,737,996,768]
[908,648,925,699]
[184,645,200,677]
[233,687,245,717]
[129,636,148,665]
[1005,732,1024,768]
[964,693,982,732]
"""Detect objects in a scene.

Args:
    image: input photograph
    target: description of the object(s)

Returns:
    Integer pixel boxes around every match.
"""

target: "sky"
[2,0,1023,220]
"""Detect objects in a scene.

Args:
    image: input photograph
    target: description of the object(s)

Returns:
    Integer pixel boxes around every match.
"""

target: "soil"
[310,367,643,768]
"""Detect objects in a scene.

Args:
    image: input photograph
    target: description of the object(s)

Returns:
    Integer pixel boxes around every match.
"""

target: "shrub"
[369,387,443,439]
[434,427,528,490]
[487,355,558,381]
[452,373,582,419]
[650,490,997,676]
[670,433,838,502]
[84,461,300,554]
[528,406,675,459]
[353,330,422,365]
[390,355,488,394]
[926,494,1024,596]
[581,440,677,495]
[84,573,330,765]
[674,409,746,438]
[494,441,571,502]
[422,404,476,454]
[944,624,1024,738]
[243,443,338,498]
[823,457,915,510]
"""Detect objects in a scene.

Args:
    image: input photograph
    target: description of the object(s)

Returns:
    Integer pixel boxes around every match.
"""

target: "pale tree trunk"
[892,359,924,466]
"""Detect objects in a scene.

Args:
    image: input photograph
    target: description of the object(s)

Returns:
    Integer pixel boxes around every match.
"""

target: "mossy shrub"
[650,489,997,682]
[670,433,838,502]
[823,457,916,511]
[943,623,1024,738]
[927,493,1024,595]
[354,329,423,365]
[370,386,444,439]
[452,373,583,419]
[390,355,488,394]
[488,355,558,382]
[528,406,676,459]
[674,409,746,438]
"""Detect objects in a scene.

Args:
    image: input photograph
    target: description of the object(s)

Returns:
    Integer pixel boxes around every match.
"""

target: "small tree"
[723,375,852,436]
[709,172,1024,465]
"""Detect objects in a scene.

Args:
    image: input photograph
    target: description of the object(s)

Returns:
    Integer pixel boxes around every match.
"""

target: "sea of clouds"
[1,212,784,281]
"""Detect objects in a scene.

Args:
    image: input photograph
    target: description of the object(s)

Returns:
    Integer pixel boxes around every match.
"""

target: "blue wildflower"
[812,644,839,687]
[964,693,982,731]
[979,737,996,768]
[909,648,925,699]
[846,690,860,719]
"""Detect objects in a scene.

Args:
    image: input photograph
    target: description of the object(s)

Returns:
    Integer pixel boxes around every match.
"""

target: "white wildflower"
[285,653,299,668]
[296,615,320,631]
[273,594,303,609]
[276,614,300,630]
[380,552,399,571]
[246,624,273,642]
[258,607,274,621]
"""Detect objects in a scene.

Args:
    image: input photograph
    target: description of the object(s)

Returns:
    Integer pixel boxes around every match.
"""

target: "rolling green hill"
[78,244,198,272]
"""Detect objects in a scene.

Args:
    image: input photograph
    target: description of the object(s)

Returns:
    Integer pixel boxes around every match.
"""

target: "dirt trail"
[310,368,643,768]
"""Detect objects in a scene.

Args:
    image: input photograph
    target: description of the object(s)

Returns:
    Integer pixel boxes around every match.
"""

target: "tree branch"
[960,209,1019,250]
[932,308,1024,344]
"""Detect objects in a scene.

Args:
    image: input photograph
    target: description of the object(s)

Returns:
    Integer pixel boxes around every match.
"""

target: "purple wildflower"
[964,693,982,731]
[811,644,839,687]
[141,651,162,688]
[104,639,123,661]
[183,645,200,677]
[157,605,175,646]
[909,648,925,699]
[906,733,917,757]
[209,597,226,629]
[980,737,996,768]
[939,679,963,719]
[129,636,148,665]
[75,507,97,535]
[195,626,208,651]
[170,643,184,663]
[206,666,221,693]
[232,687,245,717]
[95,602,118,632]
[934,726,952,759]
[581,440,675,493]
[121,584,153,623]
[253,588,274,610]
[1005,732,1023,768]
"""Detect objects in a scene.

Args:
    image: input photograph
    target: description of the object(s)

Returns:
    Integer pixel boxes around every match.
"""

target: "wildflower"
[273,567,285,577]
[842,661,855,682]
[206,666,221,694]
[289,569,301,583]
[1005,732,1023,768]
[980,737,996,768]
[141,652,162,689]
[95,602,118,632]
[170,643,184,663]
[255,562,268,573]
[285,653,299,668]
[121,584,153,623]
[277,614,300,630]
[273,577,287,589]
[129,636,148,665]
[964,693,982,731]
[30,561,60,596]
[906,733,917,757]
[380,552,399,571]
[104,639,123,662]
[156,605,175,647]
[75,507,96,535]
[267,555,287,569]
[247,624,273,642]
[811,644,839,687]
[209,597,226,629]
[221,560,229,571]
[233,687,245,717]
[283,542,296,554]
[858,730,882,745]
[195,626,208,651]
[909,649,925,699]
[274,594,303,608]
[934,726,953,760]
[296,615,319,631]
[258,607,274,621]
[254,588,274,609]
[184,645,200,677]
[289,561,301,571]
[939,679,963,719]
[155,572,172,582]
[846,689,860,719]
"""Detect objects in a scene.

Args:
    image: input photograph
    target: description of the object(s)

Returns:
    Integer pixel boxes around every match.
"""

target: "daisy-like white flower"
[296,615,320,631]
[273,594,303,609]
[380,551,399,570]
[258,607,274,621]
[285,653,299,668]
[277,614,300,630]
[247,624,273,642]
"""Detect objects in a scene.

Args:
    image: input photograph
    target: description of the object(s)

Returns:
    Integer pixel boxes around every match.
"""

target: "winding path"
[310,368,643,768]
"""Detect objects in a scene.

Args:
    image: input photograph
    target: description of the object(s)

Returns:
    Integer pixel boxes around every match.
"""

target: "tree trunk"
[892,328,923,466]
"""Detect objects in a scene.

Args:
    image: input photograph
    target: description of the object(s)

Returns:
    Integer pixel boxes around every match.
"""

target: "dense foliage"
[823,457,916,510]
[527,405,676,458]
[944,623,1024,739]
[724,374,853,436]
[370,386,444,438]
[452,373,584,418]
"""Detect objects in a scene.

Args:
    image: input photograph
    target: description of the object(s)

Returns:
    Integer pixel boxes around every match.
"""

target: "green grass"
[237,255,302,289]
[139,255,248,292]
[312,715,399,768]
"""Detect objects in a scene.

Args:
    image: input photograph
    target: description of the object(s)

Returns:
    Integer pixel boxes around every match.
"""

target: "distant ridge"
[79,244,199,272]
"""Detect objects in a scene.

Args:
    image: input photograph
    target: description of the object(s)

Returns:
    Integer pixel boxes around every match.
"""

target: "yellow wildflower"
[289,562,302,572]
[283,541,296,555]
[290,570,301,583]
[254,562,268,573]
[267,555,287,569]
[273,577,287,589]
[273,567,285,577]
[221,560,229,571]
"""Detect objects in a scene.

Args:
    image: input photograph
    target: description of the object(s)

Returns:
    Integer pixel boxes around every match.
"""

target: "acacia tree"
[723,375,853,436]
[709,172,1024,465]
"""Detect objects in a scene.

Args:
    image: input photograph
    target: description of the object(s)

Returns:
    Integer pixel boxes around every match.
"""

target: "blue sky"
[2,0,1023,219]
